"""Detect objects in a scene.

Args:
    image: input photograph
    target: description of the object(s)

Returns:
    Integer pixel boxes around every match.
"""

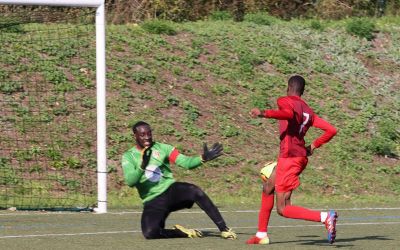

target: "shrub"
[0,81,23,94]
[346,18,376,40]
[131,70,156,84]
[209,11,232,21]
[182,101,200,121]
[0,22,24,33]
[141,19,177,35]
[221,125,240,138]
[367,136,397,157]
[310,20,324,31]
[244,12,276,26]
[378,119,399,141]
[166,96,179,106]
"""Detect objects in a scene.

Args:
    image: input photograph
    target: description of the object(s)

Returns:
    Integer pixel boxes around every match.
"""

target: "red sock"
[257,193,274,232]
[282,205,320,222]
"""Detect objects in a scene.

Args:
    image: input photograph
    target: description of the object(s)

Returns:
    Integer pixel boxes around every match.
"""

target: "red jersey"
[263,95,337,158]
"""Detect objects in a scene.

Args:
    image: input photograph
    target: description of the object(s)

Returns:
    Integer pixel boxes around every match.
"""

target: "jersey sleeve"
[121,151,144,187]
[311,115,338,148]
[172,149,203,170]
[264,97,294,120]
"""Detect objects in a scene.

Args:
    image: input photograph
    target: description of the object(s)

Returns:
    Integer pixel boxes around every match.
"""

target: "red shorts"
[275,157,308,193]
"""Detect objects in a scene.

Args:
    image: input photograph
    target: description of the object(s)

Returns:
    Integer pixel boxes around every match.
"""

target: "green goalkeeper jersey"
[122,142,203,203]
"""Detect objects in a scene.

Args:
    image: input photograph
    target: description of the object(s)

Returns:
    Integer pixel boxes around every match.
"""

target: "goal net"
[0,1,106,211]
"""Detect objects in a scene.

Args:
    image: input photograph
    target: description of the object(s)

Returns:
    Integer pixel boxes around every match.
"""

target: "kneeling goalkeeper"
[121,121,237,239]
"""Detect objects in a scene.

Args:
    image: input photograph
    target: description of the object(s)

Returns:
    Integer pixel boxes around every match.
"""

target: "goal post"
[0,0,107,213]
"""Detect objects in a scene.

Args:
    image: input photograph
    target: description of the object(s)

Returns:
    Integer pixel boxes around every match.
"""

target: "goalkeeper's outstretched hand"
[140,147,152,169]
[202,142,223,162]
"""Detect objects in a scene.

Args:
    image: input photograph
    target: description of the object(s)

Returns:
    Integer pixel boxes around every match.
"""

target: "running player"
[248,75,338,244]
[121,121,237,240]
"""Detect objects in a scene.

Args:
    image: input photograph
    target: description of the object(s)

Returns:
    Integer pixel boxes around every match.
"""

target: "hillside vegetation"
[106,15,400,206]
[1,13,399,207]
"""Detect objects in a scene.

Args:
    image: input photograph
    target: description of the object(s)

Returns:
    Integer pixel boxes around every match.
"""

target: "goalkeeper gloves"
[140,147,152,169]
[201,142,223,162]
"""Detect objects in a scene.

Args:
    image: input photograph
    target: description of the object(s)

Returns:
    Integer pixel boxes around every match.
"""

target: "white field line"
[1,221,400,239]
[109,207,400,215]
[1,207,400,216]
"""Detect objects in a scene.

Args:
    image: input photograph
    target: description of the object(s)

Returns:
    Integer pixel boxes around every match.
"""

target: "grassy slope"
[1,16,399,208]
[105,17,400,206]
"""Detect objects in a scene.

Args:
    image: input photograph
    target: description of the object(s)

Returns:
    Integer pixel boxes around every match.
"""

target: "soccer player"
[121,121,237,240]
[247,75,338,244]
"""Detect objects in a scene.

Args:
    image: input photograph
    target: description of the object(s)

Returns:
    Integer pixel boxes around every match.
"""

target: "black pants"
[141,182,227,239]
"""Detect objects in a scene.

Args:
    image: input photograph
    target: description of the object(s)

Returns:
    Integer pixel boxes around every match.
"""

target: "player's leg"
[275,190,337,243]
[141,192,189,239]
[168,182,237,239]
[260,169,276,233]
[275,157,338,243]
[246,169,275,244]
[275,157,322,221]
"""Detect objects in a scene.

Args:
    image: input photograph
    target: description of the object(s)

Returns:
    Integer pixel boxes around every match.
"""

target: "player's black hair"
[132,121,150,133]
[288,75,305,95]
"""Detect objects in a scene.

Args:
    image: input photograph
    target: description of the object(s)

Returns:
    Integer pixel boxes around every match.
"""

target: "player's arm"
[263,108,293,120]
[173,151,203,170]
[171,143,223,170]
[307,115,338,155]
[170,148,202,170]
[251,98,293,120]
[121,152,144,187]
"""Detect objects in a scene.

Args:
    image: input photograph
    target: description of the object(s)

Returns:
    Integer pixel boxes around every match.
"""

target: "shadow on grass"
[271,235,393,248]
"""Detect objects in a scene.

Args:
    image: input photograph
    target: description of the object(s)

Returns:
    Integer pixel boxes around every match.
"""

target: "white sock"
[321,212,328,223]
[256,232,267,238]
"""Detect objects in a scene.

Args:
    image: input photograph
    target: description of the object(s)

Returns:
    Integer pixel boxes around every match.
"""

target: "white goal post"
[0,0,107,213]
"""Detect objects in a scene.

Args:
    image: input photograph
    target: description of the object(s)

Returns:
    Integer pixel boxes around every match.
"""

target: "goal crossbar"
[0,0,103,7]
[0,0,107,213]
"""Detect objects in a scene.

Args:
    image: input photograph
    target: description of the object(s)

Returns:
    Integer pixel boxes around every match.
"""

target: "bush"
[244,12,276,26]
[310,20,324,31]
[141,19,177,35]
[367,136,397,157]
[378,119,399,141]
[131,70,157,84]
[221,125,240,138]
[209,10,232,21]
[0,81,23,94]
[346,18,376,40]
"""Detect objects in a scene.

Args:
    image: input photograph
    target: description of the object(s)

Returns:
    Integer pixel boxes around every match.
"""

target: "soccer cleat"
[221,228,237,239]
[173,224,203,238]
[246,235,270,244]
[324,210,338,244]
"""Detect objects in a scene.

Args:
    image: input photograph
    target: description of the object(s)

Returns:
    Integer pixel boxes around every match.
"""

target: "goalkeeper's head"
[132,121,153,149]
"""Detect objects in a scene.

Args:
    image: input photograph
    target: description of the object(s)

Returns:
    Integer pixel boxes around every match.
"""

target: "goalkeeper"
[121,121,237,240]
